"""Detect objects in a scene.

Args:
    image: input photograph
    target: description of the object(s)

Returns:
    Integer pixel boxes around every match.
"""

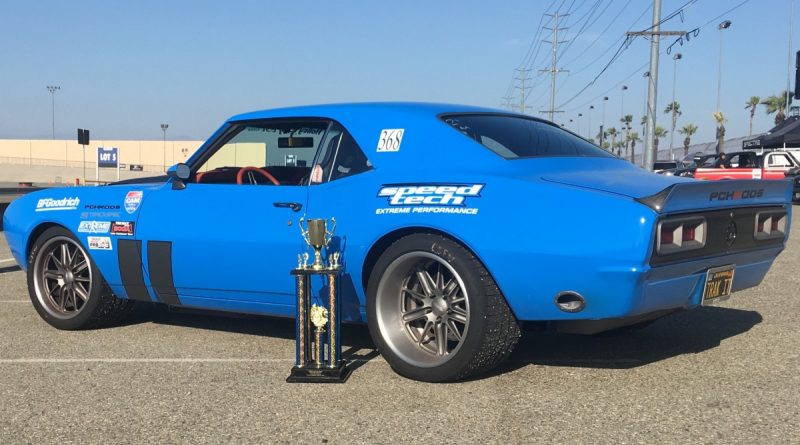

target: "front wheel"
[367,234,520,382]
[27,226,134,330]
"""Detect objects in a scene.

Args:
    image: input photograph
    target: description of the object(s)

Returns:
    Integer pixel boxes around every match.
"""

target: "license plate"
[702,265,735,304]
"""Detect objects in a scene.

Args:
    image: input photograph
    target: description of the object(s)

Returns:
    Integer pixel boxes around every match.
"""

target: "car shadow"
[122,304,378,361]
[487,306,762,377]
[0,265,21,274]
[118,304,761,380]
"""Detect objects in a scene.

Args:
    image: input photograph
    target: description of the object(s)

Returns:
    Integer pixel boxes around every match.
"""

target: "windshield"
[441,113,615,159]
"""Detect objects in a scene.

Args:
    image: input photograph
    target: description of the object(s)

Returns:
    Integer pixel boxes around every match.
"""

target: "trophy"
[287,216,350,383]
[299,217,336,270]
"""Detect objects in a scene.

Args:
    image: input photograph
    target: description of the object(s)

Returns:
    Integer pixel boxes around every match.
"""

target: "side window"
[194,121,327,185]
[768,154,792,167]
[310,123,372,184]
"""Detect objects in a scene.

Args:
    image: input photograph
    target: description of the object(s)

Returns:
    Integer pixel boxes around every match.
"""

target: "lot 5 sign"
[98,147,119,168]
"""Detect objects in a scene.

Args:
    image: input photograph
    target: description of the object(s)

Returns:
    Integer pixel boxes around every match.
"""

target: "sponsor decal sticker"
[87,236,112,251]
[124,191,143,214]
[77,221,111,234]
[35,197,80,212]
[377,129,404,152]
[110,221,135,236]
[81,211,121,219]
[709,189,764,201]
[84,204,121,210]
[376,183,483,215]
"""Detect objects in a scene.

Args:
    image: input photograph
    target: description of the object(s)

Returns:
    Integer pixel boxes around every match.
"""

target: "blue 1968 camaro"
[3,103,793,382]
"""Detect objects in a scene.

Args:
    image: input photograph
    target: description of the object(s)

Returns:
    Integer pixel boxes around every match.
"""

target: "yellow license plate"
[702,265,735,304]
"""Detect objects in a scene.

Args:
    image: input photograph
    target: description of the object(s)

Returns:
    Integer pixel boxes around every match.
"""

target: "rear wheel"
[367,234,520,382]
[27,226,134,330]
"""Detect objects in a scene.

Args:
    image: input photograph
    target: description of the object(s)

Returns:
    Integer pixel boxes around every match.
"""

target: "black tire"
[27,226,134,330]
[366,233,520,382]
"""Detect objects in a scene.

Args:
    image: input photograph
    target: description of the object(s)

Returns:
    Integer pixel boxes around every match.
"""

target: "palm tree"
[664,101,681,157]
[745,96,760,136]
[607,127,618,150]
[613,140,625,157]
[713,111,726,153]
[653,126,668,157]
[761,91,793,125]
[627,131,640,164]
[678,123,698,157]
[620,114,633,157]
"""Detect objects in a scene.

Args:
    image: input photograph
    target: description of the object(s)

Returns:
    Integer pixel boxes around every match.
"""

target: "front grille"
[650,206,787,266]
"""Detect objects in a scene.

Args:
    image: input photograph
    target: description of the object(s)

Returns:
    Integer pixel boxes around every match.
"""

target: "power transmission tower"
[514,69,533,114]
[501,95,514,111]
[627,0,686,170]
[539,13,569,122]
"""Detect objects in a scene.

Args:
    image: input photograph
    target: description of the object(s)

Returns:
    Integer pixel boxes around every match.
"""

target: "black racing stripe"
[147,241,180,305]
[117,240,152,302]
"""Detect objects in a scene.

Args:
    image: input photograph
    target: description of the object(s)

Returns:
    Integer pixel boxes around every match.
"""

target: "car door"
[764,152,797,179]
[134,119,329,315]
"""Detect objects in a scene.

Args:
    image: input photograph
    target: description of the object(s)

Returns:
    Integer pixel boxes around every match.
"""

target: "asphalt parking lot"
[1,216,798,444]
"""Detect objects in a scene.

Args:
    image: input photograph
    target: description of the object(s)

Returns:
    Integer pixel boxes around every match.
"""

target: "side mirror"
[167,163,191,190]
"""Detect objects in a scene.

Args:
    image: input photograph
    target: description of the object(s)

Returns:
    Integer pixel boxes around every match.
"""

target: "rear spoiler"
[636,179,792,213]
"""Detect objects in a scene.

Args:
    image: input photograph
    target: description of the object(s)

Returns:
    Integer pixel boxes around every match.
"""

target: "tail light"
[657,216,706,254]
[754,211,787,240]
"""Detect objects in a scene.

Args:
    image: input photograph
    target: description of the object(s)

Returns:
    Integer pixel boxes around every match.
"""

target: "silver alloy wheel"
[375,252,470,368]
[32,236,93,319]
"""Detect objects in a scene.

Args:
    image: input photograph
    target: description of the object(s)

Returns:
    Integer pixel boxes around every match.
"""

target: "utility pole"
[627,0,685,171]
[514,69,533,114]
[539,12,568,122]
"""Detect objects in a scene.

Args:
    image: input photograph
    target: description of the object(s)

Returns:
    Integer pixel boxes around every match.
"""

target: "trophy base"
[286,363,352,383]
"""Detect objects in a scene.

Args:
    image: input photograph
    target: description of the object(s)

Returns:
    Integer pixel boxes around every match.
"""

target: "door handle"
[273,202,303,212]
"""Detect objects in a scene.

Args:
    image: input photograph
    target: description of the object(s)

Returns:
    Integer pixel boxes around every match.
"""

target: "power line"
[540,13,570,121]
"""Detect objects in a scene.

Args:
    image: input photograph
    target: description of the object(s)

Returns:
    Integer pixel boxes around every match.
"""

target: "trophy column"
[287,217,351,383]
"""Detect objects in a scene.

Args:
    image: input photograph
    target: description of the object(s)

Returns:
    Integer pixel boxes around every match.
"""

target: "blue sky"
[0,0,797,145]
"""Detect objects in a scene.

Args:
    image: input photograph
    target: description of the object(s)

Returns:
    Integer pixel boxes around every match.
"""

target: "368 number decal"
[377,129,404,152]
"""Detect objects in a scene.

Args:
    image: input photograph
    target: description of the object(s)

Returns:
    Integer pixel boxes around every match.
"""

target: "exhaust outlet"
[555,291,586,313]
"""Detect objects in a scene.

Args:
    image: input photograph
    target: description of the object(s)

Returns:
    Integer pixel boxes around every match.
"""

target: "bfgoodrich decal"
[77,221,111,234]
[35,197,80,212]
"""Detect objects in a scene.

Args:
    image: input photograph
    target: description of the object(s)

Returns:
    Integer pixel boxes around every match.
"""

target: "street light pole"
[588,105,594,140]
[716,20,732,113]
[161,123,169,171]
[46,85,60,140]
[669,53,682,161]
[620,85,628,122]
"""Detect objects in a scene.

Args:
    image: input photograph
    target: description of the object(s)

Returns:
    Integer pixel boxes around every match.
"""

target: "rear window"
[441,114,614,159]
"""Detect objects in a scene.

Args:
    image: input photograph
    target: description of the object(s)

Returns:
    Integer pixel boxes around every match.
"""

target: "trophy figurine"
[299,217,336,270]
[309,304,328,367]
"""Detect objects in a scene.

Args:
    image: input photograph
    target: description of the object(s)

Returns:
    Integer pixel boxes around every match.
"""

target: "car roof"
[228,102,508,122]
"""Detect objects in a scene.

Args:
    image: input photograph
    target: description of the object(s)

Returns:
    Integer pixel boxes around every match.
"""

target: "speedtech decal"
[378,184,483,206]
[376,183,483,215]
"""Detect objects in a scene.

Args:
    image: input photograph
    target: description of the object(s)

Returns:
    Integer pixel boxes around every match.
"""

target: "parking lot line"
[0,357,381,364]
[0,258,16,263]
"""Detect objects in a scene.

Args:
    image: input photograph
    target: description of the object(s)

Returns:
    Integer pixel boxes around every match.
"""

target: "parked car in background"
[693,150,799,181]
[652,160,678,173]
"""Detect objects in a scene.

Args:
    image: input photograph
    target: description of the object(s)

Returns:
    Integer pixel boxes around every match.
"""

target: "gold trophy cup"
[299,217,336,269]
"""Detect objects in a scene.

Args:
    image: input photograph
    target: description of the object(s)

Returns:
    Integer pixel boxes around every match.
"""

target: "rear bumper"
[510,245,783,322]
